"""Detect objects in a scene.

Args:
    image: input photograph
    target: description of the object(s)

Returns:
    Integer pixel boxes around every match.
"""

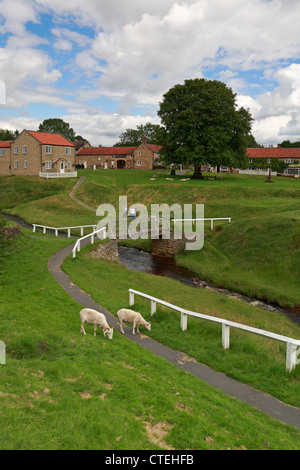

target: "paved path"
[4,182,300,430]
[69,176,96,212]
[49,237,300,431]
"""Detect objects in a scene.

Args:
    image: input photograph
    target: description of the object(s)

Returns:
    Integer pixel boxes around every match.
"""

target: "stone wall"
[90,240,119,262]
[151,233,186,258]
[1,225,21,240]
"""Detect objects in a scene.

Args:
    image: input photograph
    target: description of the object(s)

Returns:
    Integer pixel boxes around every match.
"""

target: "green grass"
[1,171,300,449]
[62,241,300,408]
[1,233,300,449]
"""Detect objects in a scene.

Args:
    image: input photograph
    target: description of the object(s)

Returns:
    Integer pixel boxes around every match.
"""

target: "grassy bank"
[63,241,300,408]
[2,170,300,307]
[1,233,300,449]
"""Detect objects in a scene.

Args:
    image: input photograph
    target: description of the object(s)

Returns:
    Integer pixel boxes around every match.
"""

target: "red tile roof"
[28,131,75,147]
[146,144,162,153]
[77,147,136,156]
[0,141,12,148]
[247,147,300,159]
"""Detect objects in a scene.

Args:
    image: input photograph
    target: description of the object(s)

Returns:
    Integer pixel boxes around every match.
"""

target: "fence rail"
[173,217,231,231]
[39,172,78,179]
[72,227,107,258]
[33,224,97,238]
[128,288,300,372]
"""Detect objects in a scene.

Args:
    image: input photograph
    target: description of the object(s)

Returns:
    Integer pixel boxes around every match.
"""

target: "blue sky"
[0,0,300,146]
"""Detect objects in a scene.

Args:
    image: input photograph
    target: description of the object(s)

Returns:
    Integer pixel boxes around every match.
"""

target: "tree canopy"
[279,139,300,148]
[115,122,165,147]
[38,118,83,142]
[0,129,19,141]
[158,78,253,174]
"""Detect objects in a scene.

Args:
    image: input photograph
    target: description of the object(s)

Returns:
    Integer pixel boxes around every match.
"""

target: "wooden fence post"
[222,323,230,349]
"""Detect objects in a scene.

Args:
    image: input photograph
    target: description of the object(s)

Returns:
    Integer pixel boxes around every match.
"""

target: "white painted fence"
[0,340,5,365]
[33,224,97,238]
[173,218,231,231]
[39,172,78,179]
[72,226,107,258]
[128,288,300,372]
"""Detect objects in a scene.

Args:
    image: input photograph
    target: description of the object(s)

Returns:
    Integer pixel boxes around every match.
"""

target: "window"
[14,146,18,155]
[24,161,27,169]
[45,146,52,154]
[14,161,19,169]
[65,147,71,155]
[249,158,253,163]
[138,151,141,157]
[45,161,52,170]
[67,162,71,170]
[98,157,101,161]
[285,158,294,163]
[22,146,27,155]
[0,149,4,156]
[137,160,142,166]
[267,158,271,163]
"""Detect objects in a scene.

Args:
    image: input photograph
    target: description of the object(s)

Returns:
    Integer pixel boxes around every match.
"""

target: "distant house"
[0,130,76,177]
[0,141,13,176]
[76,146,136,169]
[76,138,162,170]
[133,138,162,169]
[245,146,300,176]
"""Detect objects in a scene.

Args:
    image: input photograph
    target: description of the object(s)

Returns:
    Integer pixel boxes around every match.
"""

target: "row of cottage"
[0,130,162,177]
[0,129,300,177]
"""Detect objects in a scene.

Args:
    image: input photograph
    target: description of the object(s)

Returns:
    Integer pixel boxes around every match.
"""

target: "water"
[118,246,300,327]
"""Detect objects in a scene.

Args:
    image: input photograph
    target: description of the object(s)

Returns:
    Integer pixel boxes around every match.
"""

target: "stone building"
[76,138,162,170]
[0,140,13,176]
[0,130,76,177]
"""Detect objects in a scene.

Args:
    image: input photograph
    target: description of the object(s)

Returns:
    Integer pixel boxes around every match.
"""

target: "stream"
[118,246,300,327]
[2,213,300,327]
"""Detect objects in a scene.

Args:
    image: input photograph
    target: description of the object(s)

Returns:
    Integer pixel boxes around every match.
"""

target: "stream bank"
[2,213,299,327]
[118,246,300,327]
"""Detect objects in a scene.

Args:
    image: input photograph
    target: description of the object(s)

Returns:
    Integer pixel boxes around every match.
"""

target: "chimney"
[277,144,281,148]
[142,137,147,144]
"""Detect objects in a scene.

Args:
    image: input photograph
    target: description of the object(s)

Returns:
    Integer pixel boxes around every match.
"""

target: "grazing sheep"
[80,308,114,340]
[117,308,151,335]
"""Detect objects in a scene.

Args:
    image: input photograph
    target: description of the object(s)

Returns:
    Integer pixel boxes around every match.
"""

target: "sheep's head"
[145,322,151,332]
[104,327,114,340]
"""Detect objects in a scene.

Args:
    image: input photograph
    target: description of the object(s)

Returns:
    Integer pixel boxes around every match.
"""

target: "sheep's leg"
[132,320,136,335]
[80,321,87,335]
[94,325,97,337]
[118,320,125,335]
[136,324,140,333]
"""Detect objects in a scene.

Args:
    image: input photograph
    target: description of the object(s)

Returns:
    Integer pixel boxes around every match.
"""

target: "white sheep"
[117,308,151,335]
[79,308,114,340]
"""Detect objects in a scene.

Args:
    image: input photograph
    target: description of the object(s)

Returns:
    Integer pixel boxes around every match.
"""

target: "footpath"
[3,177,300,431]
[49,237,300,430]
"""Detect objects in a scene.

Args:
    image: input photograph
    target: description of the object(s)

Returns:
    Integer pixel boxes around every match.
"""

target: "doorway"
[117,160,126,169]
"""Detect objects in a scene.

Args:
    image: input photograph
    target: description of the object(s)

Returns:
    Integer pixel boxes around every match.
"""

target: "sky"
[0,0,300,147]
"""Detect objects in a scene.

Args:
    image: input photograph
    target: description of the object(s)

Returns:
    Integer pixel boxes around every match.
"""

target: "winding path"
[48,237,300,430]
[3,179,300,430]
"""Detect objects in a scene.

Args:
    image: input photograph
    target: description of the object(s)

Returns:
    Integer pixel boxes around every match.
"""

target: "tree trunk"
[192,166,203,179]
[265,166,274,183]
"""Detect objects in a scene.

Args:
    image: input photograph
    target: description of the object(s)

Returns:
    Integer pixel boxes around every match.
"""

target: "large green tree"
[115,122,164,147]
[158,78,253,176]
[38,118,83,142]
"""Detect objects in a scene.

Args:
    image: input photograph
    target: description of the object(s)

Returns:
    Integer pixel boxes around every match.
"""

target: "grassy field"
[0,232,300,450]
[5,169,299,307]
[1,170,300,449]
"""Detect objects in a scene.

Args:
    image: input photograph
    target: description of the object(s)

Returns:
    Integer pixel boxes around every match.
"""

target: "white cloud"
[1,0,300,146]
